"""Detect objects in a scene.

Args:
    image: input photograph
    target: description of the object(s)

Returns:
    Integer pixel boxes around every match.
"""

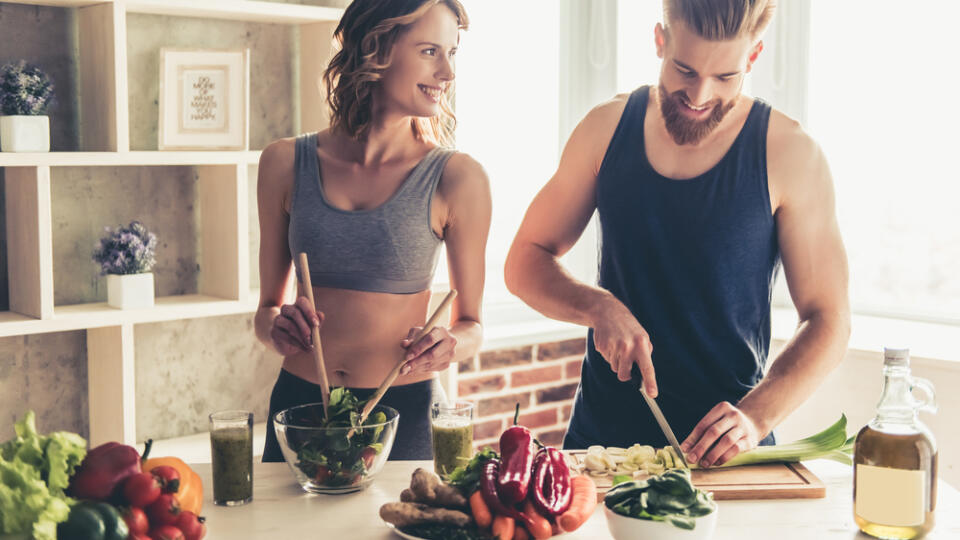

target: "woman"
[255,0,490,461]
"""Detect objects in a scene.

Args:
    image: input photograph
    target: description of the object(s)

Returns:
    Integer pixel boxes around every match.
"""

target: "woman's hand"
[399,326,458,375]
[269,296,324,357]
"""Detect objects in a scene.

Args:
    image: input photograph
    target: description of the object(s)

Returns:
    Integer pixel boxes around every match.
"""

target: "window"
[616,0,662,93]
[447,1,588,324]
[805,1,960,322]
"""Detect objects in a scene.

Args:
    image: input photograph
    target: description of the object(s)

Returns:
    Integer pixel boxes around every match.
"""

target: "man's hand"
[681,402,763,467]
[591,296,658,396]
[399,326,458,375]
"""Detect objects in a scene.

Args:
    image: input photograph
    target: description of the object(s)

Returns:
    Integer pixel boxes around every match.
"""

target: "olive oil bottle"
[854,347,938,539]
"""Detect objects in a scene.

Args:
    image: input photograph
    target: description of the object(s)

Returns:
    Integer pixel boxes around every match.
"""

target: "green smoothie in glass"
[430,401,474,476]
[209,411,253,506]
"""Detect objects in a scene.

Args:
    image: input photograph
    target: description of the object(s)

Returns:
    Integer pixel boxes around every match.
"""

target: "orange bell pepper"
[143,456,203,514]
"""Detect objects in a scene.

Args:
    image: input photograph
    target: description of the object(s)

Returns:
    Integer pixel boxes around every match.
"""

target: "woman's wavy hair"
[323,0,468,146]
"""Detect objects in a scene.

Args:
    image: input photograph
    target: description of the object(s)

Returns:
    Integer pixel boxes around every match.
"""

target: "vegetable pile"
[603,468,716,530]
[0,410,207,540]
[381,404,597,540]
[289,387,388,488]
[66,435,206,540]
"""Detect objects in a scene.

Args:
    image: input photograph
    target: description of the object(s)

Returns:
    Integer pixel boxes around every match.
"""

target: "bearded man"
[505,0,851,467]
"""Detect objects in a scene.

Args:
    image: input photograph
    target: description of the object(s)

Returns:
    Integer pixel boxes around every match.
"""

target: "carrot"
[521,499,553,540]
[513,525,530,540]
[492,514,515,540]
[558,475,598,532]
[470,490,493,529]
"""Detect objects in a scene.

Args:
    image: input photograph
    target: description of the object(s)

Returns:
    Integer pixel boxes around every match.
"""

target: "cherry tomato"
[130,535,153,540]
[360,446,377,470]
[175,511,206,540]
[146,493,181,526]
[314,465,332,483]
[150,465,181,494]
[122,506,150,535]
[150,525,185,540]
[123,472,162,508]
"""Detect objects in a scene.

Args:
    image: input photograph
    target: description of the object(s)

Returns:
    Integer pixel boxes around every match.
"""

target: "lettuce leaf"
[0,411,86,540]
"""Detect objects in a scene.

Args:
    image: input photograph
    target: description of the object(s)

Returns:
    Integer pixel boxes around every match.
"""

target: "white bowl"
[604,505,718,540]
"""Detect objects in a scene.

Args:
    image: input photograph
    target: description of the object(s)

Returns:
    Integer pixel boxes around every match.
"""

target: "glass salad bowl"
[273,402,398,494]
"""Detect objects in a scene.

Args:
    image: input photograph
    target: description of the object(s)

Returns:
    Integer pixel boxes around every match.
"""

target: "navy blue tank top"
[566,86,780,448]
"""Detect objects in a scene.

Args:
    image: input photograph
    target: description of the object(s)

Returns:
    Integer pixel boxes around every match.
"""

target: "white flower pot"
[106,273,155,309]
[0,115,50,152]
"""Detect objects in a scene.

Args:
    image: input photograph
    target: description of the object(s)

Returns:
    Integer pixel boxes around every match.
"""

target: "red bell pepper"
[530,448,554,517]
[545,447,572,515]
[497,404,534,505]
[530,447,572,516]
[69,439,152,501]
[481,458,537,531]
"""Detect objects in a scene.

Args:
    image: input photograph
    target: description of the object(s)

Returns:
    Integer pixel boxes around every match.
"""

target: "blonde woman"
[255,0,490,461]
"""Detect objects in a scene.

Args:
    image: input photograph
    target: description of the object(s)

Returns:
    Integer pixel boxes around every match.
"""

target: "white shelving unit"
[1,0,342,446]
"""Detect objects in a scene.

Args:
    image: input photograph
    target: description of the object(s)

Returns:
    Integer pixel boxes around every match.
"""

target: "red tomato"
[360,446,377,470]
[122,506,150,535]
[314,465,332,483]
[175,511,206,540]
[123,472,162,507]
[146,493,181,526]
[150,525,185,540]
[150,465,182,494]
[130,535,153,540]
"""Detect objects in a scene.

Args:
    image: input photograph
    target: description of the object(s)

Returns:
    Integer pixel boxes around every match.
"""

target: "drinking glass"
[209,410,254,506]
[430,401,475,476]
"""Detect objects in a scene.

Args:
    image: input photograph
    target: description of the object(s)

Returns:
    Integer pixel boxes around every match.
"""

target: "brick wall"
[458,337,586,452]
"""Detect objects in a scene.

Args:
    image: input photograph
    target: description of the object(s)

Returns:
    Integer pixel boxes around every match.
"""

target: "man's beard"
[658,83,737,145]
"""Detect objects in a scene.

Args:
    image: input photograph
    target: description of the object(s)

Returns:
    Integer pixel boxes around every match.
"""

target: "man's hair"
[663,0,776,40]
[322,0,468,145]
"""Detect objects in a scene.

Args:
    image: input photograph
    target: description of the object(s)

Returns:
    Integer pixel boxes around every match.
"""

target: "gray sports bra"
[288,132,455,294]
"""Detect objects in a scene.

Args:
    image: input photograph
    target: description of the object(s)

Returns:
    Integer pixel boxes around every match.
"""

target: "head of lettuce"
[0,410,87,540]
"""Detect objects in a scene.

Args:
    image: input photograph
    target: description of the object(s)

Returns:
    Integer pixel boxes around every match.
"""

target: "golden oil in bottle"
[854,347,937,539]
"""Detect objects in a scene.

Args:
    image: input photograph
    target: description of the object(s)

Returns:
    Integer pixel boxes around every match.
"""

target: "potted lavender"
[93,221,158,309]
[0,61,54,152]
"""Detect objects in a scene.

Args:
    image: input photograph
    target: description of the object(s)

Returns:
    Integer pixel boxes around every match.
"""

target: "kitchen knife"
[632,367,690,468]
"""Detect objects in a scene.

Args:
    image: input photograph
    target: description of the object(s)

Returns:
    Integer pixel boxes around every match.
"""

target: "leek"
[689,414,854,469]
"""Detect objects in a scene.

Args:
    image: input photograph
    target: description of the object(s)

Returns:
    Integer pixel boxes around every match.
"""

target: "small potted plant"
[93,221,158,309]
[0,60,54,152]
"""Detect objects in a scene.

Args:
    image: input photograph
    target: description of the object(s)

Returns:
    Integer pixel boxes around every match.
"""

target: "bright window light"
[808,1,960,321]
[445,0,561,304]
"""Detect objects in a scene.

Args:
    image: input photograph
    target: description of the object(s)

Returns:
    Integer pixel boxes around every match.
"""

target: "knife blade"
[638,386,690,469]
[637,382,690,469]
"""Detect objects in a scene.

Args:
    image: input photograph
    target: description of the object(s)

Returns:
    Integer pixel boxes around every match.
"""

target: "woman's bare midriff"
[281,285,437,388]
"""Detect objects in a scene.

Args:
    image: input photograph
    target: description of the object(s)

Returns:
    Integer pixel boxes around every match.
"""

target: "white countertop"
[191,460,960,539]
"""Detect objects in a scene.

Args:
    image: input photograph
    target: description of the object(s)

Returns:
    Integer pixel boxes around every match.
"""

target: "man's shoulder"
[568,91,636,168]
[584,92,633,130]
[765,107,820,162]
[764,107,831,208]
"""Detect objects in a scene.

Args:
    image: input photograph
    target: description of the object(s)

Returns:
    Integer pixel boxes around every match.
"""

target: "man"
[504,0,850,468]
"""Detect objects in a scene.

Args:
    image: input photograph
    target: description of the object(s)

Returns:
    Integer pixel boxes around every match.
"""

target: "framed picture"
[158,49,249,150]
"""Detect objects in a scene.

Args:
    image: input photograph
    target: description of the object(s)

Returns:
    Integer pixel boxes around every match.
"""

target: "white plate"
[384,522,427,540]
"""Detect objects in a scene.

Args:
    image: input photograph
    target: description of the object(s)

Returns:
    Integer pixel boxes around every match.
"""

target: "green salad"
[604,468,716,530]
[293,388,388,487]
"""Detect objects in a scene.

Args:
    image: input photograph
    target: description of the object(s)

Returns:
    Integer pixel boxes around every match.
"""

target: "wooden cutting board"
[566,452,826,501]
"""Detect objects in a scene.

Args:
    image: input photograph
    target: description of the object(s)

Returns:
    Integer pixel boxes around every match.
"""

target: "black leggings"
[262,368,444,462]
